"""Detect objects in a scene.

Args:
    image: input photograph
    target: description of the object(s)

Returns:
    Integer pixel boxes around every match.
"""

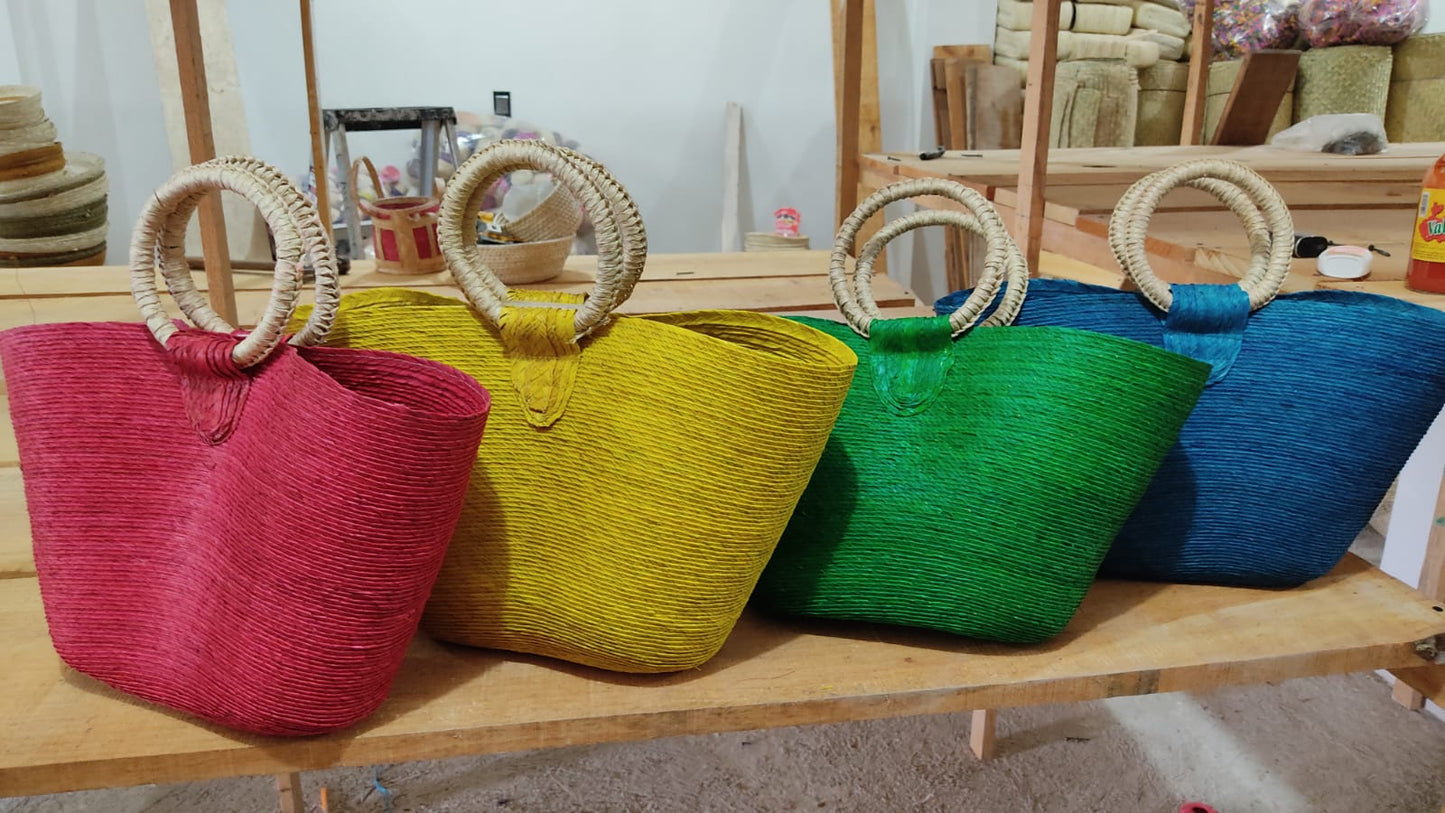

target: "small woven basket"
[474,234,572,284]
[753,179,1210,644]
[352,156,444,274]
[497,182,584,242]
[291,139,859,673]
[937,159,1445,587]
[0,156,492,734]
[1295,44,1392,121]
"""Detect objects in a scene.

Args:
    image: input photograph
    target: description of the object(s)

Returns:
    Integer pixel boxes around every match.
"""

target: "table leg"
[275,772,305,813]
[442,119,463,181]
[969,708,997,760]
[332,125,363,261]
[1391,465,1445,710]
[419,120,441,199]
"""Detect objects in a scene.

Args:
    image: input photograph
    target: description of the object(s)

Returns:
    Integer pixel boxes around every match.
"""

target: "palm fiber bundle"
[936,160,1445,586]
[1386,33,1445,142]
[290,140,857,673]
[754,180,1208,644]
[0,157,492,735]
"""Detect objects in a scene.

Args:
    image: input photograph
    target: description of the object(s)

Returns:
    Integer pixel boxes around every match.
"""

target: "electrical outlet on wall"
[494,92,511,118]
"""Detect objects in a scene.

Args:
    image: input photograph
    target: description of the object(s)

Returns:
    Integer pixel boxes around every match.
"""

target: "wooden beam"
[299,0,331,242]
[168,0,236,325]
[944,60,969,150]
[1211,50,1300,146]
[1392,471,1445,710]
[969,708,997,761]
[275,772,305,813]
[1180,0,1215,146]
[833,0,865,230]
[1016,0,1063,274]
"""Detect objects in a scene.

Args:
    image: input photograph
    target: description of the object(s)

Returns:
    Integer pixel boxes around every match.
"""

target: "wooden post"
[275,772,305,813]
[969,708,998,760]
[1015,0,1062,275]
[168,0,237,324]
[1180,0,1215,146]
[300,0,331,241]
[1210,50,1299,146]
[833,0,865,230]
[1392,474,1445,710]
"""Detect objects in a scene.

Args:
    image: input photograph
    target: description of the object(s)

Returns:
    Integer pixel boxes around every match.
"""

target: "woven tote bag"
[936,160,1445,587]
[0,158,491,735]
[288,140,858,673]
[752,180,1211,644]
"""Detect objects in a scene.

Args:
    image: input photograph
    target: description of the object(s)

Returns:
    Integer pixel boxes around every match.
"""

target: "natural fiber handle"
[129,156,340,368]
[439,139,646,338]
[1108,159,1294,312]
[350,156,384,204]
[832,178,1027,337]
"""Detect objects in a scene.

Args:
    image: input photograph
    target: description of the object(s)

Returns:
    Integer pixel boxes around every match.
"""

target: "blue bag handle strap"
[1108,159,1294,313]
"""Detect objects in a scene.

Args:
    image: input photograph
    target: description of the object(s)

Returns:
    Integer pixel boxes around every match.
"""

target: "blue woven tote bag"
[936,159,1445,587]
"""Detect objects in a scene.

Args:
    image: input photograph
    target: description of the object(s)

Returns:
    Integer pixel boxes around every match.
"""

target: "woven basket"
[0,142,64,181]
[1136,61,1189,146]
[1295,45,1392,121]
[497,182,584,242]
[352,156,444,274]
[0,157,491,735]
[474,234,572,284]
[0,242,105,268]
[0,198,105,239]
[1052,59,1139,148]
[937,159,1445,587]
[0,151,103,205]
[1386,33,1445,142]
[289,139,858,673]
[752,179,1209,644]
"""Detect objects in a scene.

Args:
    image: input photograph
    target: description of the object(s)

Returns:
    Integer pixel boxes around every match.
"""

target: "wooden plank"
[944,59,969,151]
[969,709,997,761]
[721,102,743,252]
[930,59,951,149]
[2,555,1440,797]
[0,469,28,579]
[932,45,992,62]
[167,0,236,325]
[275,772,305,813]
[1393,663,1445,709]
[832,0,866,229]
[1390,471,1445,709]
[1017,0,1064,274]
[996,181,1423,216]
[1181,0,1214,145]
[1211,51,1301,146]
[300,0,330,243]
[968,62,1024,151]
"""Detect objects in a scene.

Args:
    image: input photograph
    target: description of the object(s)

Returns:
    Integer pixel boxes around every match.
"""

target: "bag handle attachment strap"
[1108,159,1294,313]
[129,156,340,368]
[439,139,646,340]
[831,177,1028,338]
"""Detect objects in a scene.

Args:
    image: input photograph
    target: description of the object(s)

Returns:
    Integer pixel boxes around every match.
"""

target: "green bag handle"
[830,178,1028,338]
[439,139,647,339]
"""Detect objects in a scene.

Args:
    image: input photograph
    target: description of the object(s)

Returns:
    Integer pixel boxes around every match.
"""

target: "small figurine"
[774,207,800,238]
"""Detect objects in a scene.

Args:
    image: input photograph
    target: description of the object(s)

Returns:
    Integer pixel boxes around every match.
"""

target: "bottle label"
[1413,188,1445,264]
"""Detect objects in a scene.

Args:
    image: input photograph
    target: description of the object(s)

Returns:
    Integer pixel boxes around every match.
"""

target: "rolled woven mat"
[998,0,1076,30]
[0,86,44,129]
[1052,59,1139,147]
[1295,44,1392,121]
[1393,31,1445,80]
[1074,3,1134,34]
[744,232,810,251]
[0,143,64,181]
[1130,27,1186,60]
[0,222,106,254]
[1386,33,1445,142]
[0,151,104,204]
[1136,62,1190,145]
[1069,32,1130,59]
[0,118,57,148]
[1126,38,1161,67]
[995,55,1031,73]
[0,171,105,219]
[0,242,105,268]
[0,198,106,239]
[996,26,1076,60]
[1079,0,1133,6]
[1134,1,1191,38]
[1204,59,1293,141]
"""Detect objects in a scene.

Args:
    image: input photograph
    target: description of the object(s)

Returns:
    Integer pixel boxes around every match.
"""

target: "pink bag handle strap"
[129,156,340,368]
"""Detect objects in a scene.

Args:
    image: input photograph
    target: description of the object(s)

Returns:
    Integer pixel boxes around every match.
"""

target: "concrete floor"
[5,533,1443,813]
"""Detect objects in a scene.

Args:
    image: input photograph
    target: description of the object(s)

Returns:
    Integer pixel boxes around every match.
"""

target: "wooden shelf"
[3,557,1442,797]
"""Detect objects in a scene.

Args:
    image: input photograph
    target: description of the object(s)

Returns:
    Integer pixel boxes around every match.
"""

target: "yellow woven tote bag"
[291,140,857,672]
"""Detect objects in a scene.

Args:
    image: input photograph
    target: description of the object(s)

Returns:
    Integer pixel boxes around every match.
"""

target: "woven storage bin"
[474,234,572,284]
[497,183,584,242]
[289,140,858,673]
[1386,33,1445,142]
[937,160,1445,587]
[1203,59,1294,142]
[352,156,444,274]
[1295,45,1392,121]
[1052,59,1139,147]
[0,157,491,735]
[752,180,1208,644]
[1136,61,1189,145]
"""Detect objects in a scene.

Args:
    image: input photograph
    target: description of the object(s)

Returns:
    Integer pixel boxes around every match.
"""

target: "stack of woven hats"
[0,86,108,267]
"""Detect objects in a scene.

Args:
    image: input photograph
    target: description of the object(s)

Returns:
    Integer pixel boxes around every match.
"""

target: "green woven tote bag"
[751,179,1211,644]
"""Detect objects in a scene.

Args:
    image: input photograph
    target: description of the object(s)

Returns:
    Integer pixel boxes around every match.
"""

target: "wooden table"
[2,253,1443,807]
[859,143,1443,291]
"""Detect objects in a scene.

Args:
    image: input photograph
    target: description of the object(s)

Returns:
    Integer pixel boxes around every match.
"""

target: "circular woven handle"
[439,139,646,337]
[129,156,339,367]
[1108,159,1294,312]
[832,178,1025,337]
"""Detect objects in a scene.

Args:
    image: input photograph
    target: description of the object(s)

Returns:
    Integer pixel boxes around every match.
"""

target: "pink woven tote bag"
[0,158,492,736]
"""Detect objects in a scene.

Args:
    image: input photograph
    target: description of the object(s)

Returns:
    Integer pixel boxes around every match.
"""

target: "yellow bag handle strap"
[439,140,647,338]
[129,155,339,368]
[832,178,1027,338]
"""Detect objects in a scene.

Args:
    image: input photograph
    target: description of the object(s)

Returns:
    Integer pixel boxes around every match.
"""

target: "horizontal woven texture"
[292,291,857,671]
[0,241,104,267]
[1386,76,1445,142]
[0,198,105,238]
[755,319,1209,642]
[0,152,103,205]
[940,281,1445,586]
[0,157,493,736]
[474,234,571,284]
[1392,31,1445,80]
[1295,45,1392,120]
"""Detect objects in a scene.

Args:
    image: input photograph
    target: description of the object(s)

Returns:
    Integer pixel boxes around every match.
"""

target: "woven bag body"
[936,160,1445,587]
[753,180,1208,644]
[293,141,857,673]
[1,159,491,735]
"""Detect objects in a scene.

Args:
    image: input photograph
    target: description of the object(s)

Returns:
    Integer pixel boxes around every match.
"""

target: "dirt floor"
[5,534,1443,813]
